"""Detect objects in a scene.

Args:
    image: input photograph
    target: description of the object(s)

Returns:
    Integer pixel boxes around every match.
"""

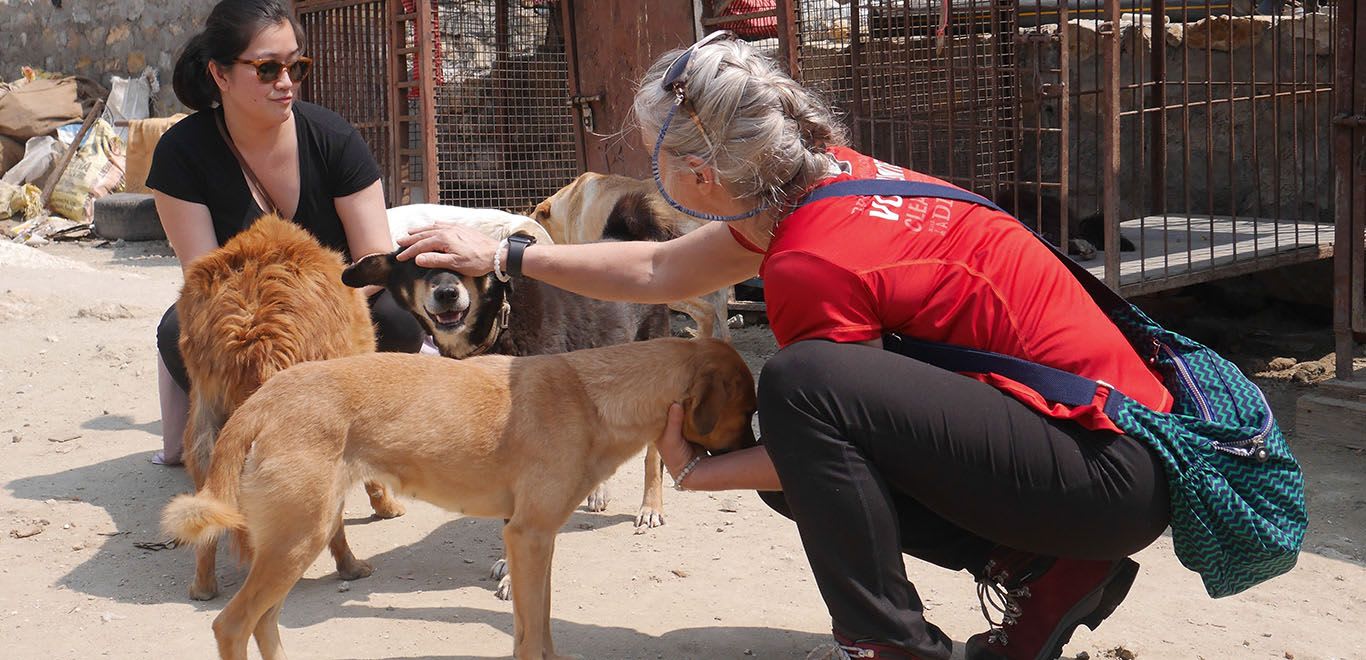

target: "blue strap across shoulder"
[796,179,1127,415]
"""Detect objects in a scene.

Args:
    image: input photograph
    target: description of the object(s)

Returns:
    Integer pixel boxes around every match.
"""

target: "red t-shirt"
[732,147,1172,433]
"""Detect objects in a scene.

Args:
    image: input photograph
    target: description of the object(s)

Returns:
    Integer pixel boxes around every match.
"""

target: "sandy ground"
[0,239,1361,660]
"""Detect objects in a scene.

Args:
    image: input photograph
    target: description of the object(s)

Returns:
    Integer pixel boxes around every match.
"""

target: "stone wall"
[0,0,218,114]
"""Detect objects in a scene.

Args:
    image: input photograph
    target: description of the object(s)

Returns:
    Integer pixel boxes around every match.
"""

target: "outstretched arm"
[396,220,761,304]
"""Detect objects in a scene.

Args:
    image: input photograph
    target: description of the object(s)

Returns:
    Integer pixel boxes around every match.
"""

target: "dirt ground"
[0,238,1361,660]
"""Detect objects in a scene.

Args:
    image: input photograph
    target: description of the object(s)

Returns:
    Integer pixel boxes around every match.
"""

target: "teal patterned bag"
[801,180,1309,598]
[1104,303,1307,597]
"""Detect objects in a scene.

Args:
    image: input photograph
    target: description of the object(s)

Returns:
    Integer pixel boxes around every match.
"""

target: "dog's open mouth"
[427,308,468,328]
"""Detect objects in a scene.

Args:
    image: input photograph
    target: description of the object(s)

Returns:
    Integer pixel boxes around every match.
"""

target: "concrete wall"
[0,0,218,114]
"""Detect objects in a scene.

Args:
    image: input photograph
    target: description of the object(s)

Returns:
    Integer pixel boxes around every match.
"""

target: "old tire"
[92,193,165,241]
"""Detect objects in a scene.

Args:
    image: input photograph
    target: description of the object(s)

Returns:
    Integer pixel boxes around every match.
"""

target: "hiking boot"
[805,632,925,659]
[965,551,1140,660]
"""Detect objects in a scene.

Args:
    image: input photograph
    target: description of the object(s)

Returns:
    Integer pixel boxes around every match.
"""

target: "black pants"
[156,290,424,392]
[756,340,1170,659]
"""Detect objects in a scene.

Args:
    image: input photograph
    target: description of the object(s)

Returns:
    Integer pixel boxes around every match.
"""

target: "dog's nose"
[433,286,459,305]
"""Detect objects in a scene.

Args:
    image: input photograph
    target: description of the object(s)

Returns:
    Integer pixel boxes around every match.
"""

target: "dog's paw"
[370,498,406,520]
[584,485,609,512]
[634,506,665,533]
[494,575,513,601]
[337,558,375,581]
[189,582,218,601]
[490,558,508,580]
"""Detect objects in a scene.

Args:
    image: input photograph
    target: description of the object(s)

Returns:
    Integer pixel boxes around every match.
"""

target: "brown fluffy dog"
[162,338,757,660]
[175,213,404,601]
[529,172,730,339]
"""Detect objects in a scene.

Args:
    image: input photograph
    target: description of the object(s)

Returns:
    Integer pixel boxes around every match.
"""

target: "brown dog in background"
[175,213,404,601]
[529,172,730,340]
[162,338,758,660]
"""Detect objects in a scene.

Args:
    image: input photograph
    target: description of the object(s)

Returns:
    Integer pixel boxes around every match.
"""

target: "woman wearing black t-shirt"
[146,0,422,465]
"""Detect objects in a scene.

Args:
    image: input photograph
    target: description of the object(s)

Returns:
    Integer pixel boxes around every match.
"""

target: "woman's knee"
[757,340,857,459]
[156,304,180,355]
[757,340,843,411]
[756,489,795,521]
[157,304,192,392]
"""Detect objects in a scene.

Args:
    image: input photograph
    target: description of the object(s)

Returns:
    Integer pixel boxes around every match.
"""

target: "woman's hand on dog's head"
[396,223,499,276]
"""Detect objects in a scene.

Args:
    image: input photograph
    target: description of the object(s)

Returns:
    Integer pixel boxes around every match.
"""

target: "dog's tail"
[161,492,246,549]
[160,407,263,551]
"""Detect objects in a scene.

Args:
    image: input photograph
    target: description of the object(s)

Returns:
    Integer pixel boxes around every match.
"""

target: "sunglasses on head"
[235,56,313,83]
[651,30,767,223]
[660,30,737,97]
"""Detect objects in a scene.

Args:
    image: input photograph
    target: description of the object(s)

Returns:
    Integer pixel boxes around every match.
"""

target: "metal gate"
[428,0,580,211]
[295,0,399,203]
[790,0,1338,296]
[797,0,1022,210]
[1334,0,1364,379]
[298,0,581,212]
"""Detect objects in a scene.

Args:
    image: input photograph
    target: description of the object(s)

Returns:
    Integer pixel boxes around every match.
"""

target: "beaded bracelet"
[491,237,511,283]
[673,455,703,491]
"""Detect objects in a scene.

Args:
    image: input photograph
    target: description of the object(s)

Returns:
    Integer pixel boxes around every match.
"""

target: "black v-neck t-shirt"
[146,102,381,260]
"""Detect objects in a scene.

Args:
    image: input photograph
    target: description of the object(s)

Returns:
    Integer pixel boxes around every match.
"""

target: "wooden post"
[40,99,106,209]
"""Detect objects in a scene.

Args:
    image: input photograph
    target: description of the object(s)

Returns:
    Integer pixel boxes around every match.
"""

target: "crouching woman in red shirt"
[397,32,1172,660]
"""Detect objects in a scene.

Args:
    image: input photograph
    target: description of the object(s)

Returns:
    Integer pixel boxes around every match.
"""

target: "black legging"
[755,340,1170,660]
[157,290,424,392]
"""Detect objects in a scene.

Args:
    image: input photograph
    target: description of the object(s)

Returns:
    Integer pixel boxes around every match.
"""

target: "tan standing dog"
[162,337,757,660]
[529,172,730,340]
[175,214,404,601]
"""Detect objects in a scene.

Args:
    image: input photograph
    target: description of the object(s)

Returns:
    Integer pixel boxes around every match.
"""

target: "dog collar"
[462,300,511,358]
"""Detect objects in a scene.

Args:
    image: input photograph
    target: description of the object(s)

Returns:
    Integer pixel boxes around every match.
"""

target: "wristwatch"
[506,233,536,278]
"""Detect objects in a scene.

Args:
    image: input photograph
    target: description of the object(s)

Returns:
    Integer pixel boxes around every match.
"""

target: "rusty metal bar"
[1271,8,1284,226]
[1309,7,1321,242]
[1355,6,1366,345]
[850,0,864,152]
[1032,6,1045,236]
[1101,0,1120,289]
[385,0,403,202]
[1149,0,1166,248]
[902,0,915,171]
[1227,0,1240,264]
[493,0,511,186]
[1249,0,1264,229]
[296,0,370,12]
[943,7,957,183]
[1202,0,1214,271]
[1057,0,1069,249]
[415,0,438,203]
[1335,0,1364,380]
[775,0,800,78]
[559,0,586,172]
[701,10,777,26]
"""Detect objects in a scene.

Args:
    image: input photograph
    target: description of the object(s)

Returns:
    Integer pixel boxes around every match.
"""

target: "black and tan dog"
[162,338,758,660]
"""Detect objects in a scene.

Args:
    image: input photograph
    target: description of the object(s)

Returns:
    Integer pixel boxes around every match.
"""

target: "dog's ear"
[529,198,552,223]
[342,253,395,288]
[684,363,729,437]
